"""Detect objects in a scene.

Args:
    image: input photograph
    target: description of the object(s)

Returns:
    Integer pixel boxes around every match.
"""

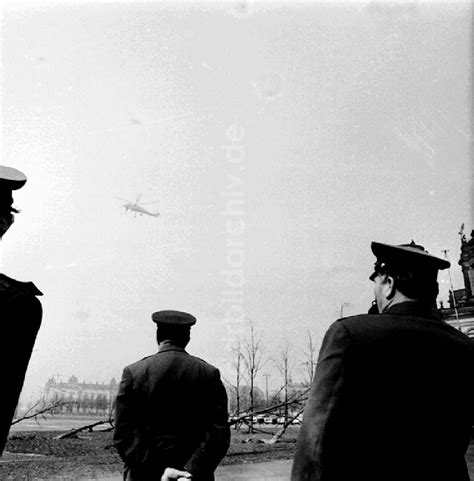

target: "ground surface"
[3,421,474,480]
[0,424,297,480]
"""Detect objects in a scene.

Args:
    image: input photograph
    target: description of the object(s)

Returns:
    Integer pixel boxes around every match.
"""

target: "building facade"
[44,375,118,416]
[439,228,474,337]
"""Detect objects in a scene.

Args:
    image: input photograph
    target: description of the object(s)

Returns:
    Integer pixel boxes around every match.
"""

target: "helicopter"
[116,195,160,218]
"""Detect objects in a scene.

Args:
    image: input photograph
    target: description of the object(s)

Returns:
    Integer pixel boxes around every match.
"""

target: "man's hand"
[161,467,192,481]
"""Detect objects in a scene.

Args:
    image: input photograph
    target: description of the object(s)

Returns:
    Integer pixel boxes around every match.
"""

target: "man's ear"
[384,275,396,299]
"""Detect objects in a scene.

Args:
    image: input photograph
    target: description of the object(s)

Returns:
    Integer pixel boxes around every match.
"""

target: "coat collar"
[383,301,442,322]
[0,273,42,305]
[158,341,187,354]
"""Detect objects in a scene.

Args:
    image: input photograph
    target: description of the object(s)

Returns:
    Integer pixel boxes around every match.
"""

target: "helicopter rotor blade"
[139,200,160,205]
[116,197,132,202]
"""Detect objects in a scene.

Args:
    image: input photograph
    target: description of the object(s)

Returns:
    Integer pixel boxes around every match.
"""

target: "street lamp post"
[263,373,270,405]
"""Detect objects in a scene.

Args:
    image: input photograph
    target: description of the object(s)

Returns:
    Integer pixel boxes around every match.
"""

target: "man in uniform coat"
[114,310,230,481]
[292,241,474,481]
[0,166,43,454]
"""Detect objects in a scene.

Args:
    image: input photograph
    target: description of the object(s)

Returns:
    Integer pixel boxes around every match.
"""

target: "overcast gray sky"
[0,0,472,401]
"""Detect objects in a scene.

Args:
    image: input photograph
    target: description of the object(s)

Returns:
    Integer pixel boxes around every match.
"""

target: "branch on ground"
[11,400,77,426]
[54,419,114,439]
[229,392,308,425]
[260,407,305,444]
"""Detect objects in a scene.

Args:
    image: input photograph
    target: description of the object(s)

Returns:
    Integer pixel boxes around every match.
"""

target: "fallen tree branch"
[54,419,113,439]
[260,407,305,444]
[11,400,76,426]
[229,390,308,425]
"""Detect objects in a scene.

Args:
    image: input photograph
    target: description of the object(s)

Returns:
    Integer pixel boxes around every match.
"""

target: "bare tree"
[274,341,294,425]
[234,342,244,415]
[226,341,246,430]
[241,321,264,433]
[302,330,318,387]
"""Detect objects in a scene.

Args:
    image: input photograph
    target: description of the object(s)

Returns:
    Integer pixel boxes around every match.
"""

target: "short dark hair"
[156,324,191,347]
[371,264,439,307]
[371,259,439,306]
[391,270,439,307]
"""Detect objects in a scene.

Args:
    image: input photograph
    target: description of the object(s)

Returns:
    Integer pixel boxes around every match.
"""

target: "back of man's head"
[156,324,191,348]
[388,268,439,307]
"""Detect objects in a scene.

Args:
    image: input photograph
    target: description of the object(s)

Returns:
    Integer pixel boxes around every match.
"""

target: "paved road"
[56,451,474,481]
[48,460,293,481]
[10,438,474,480]
[11,451,474,481]
[216,459,291,480]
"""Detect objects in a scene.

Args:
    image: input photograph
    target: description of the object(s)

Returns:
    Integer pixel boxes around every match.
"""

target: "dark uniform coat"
[114,342,230,481]
[0,274,42,454]
[292,301,474,481]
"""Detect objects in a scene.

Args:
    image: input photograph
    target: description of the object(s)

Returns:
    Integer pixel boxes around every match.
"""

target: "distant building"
[225,384,265,414]
[44,375,119,416]
[439,228,474,337]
